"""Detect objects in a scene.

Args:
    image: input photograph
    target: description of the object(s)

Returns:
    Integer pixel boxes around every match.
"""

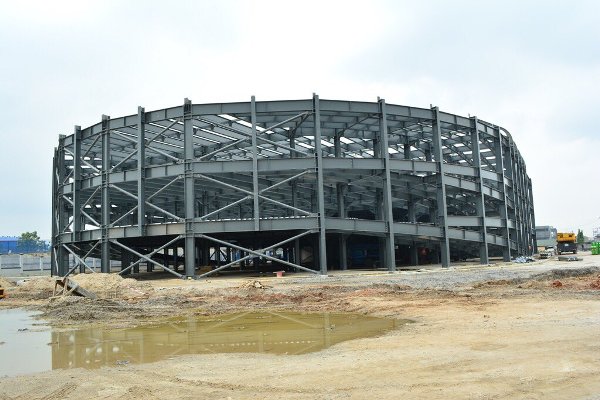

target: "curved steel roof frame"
[51,96,536,278]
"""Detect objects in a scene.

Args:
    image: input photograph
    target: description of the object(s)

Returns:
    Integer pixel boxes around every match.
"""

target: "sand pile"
[10,273,153,301]
[239,280,269,290]
[11,277,55,300]
[0,277,14,287]
[67,273,153,300]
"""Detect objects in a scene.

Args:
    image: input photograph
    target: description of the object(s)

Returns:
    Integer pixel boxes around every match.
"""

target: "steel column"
[137,106,146,236]
[251,96,260,231]
[183,98,196,277]
[494,130,511,261]
[313,94,327,275]
[470,117,489,264]
[337,182,347,270]
[431,107,450,267]
[72,126,82,245]
[101,115,111,273]
[379,99,396,271]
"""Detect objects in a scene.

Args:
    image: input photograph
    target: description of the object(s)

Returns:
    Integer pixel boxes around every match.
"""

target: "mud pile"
[9,273,153,301]
[0,277,14,288]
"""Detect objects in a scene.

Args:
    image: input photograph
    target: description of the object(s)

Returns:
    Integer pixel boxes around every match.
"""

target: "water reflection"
[51,312,403,369]
[0,309,405,375]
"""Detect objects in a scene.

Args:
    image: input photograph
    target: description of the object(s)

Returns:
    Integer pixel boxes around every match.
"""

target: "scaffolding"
[51,96,536,278]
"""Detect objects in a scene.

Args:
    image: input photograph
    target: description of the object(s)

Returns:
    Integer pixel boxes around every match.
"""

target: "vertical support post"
[410,243,419,266]
[425,144,433,162]
[173,246,179,272]
[513,152,522,254]
[507,142,522,255]
[250,96,260,231]
[73,126,82,244]
[290,133,298,218]
[51,147,58,276]
[202,240,209,266]
[504,139,516,255]
[313,94,328,275]
[518,154,526,255]
[162,249,168,271]
[291,182,298,217]
[520,159,528,254]
[408,195,416,223]
[431,107,450,267]
[73,126,84,274]
[403,143,411,160]
[527,178,537,253]
[379,99,396,272]
[101,116,111,273]
[494,130,511,261]
[183,98,196,278]
[137,106,146,236]
[294,238,301,268]
[337,183,347,270]
[56,139,70,276]
[333,130,341,158]
[121,251,131,276]
[470,117,489,264]
[519,157,532,255]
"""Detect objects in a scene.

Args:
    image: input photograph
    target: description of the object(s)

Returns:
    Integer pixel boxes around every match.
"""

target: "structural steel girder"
[52,96,535,278]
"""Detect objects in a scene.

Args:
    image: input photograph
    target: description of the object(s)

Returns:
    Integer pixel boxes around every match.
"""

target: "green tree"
[17,231,43,253]
[576,229,585,244]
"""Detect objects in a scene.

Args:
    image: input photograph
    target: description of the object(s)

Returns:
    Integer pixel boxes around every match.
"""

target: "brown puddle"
[0,309,407,376]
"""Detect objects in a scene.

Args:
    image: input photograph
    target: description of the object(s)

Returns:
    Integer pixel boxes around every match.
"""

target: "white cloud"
[0,0,599,238]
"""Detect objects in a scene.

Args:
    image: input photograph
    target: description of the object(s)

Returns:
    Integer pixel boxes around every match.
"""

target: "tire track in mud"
[134,369,329,396]
[11,382,78,400]
[117,385,159,399]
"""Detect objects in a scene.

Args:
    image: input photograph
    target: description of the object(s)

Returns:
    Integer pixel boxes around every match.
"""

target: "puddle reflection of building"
[51,313,398,370]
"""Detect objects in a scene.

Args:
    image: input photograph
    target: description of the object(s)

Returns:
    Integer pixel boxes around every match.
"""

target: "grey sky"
[1,0,599,239]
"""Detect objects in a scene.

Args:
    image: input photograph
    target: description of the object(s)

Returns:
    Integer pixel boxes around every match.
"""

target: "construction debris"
[557,255,581,262]
[239,280,268,290]
[53,277,97,299]
[513,256,535,263]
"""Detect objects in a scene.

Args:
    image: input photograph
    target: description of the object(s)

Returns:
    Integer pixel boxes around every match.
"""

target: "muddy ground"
[1,255,600,399]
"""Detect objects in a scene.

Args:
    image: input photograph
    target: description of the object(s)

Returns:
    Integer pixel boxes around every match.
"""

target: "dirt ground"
[1,255,600,399]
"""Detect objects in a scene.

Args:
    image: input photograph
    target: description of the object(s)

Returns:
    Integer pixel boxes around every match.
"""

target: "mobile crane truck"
[556,232,577,255]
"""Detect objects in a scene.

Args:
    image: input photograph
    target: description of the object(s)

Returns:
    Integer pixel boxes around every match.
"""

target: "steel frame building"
[52,96,536,278]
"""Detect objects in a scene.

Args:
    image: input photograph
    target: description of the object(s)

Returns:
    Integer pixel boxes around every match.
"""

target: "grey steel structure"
[51,96,536,278]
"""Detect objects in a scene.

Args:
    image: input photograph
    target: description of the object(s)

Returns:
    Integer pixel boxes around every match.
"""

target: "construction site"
[50,96,536,278]
[1,97,599,399]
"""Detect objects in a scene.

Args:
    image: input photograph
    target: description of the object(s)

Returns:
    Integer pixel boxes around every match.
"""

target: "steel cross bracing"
[51,96,536,278]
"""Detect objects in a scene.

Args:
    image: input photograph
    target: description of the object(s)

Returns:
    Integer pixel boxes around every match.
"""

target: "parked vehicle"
[556,232,577,255]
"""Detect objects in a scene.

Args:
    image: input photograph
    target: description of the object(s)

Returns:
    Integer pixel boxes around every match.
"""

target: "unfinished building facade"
[51,96,536,278]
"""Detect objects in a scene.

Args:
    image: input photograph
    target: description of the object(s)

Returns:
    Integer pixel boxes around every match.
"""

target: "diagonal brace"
[197,230,318,278]
[112,237,184,278]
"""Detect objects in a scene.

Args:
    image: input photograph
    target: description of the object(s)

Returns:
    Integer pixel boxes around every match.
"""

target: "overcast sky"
[1,0,599,240]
